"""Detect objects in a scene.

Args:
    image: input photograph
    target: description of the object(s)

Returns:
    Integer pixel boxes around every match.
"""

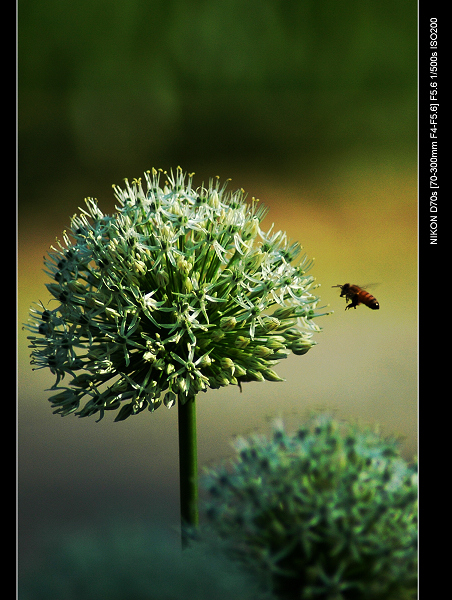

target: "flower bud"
[220,316,237,331]
[234,335,251,349]
[220,357,235,372]
[262,368,284,382]
[163,391,177,409]
[253,345,273,358]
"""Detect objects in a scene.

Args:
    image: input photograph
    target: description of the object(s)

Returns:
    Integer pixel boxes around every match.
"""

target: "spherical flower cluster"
[26,167,327,422]
[202,414,418,600]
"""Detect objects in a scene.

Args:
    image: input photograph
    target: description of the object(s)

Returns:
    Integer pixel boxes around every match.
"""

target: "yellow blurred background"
[18,0,417,565]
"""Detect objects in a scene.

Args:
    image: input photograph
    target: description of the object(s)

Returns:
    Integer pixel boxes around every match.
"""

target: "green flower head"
[202,415,418,600]
[25,168,328,422]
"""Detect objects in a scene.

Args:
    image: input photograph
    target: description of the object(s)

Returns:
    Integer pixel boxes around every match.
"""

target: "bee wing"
[331,283,380,290]
[357,283,380,290]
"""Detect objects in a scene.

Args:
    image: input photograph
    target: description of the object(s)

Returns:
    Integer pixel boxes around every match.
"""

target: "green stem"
[177,396,198,548]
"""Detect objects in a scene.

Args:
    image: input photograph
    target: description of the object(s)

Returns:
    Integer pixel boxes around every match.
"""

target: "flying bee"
[332,283,380,310]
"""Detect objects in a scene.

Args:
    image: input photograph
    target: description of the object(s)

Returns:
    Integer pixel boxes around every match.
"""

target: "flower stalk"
[178,397,198,547]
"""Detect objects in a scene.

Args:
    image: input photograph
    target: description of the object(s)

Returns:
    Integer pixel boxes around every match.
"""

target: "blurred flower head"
[25,167,328,421]
[202,414,418,600]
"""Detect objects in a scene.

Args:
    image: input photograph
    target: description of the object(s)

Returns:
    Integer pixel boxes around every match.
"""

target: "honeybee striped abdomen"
[332,283,379,310]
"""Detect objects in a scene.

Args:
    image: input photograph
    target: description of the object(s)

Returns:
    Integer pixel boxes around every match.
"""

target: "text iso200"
[430,18,438,48]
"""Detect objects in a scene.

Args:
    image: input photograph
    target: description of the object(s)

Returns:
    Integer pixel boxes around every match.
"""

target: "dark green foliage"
[19,522,272,600]
[19,0,416,189]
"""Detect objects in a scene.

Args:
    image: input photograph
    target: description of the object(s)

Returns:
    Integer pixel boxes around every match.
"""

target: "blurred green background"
[18,0,417,571]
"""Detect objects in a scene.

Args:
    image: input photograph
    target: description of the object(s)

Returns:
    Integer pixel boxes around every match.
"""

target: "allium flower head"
[202,414,418,600]
[26,168,327,422]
